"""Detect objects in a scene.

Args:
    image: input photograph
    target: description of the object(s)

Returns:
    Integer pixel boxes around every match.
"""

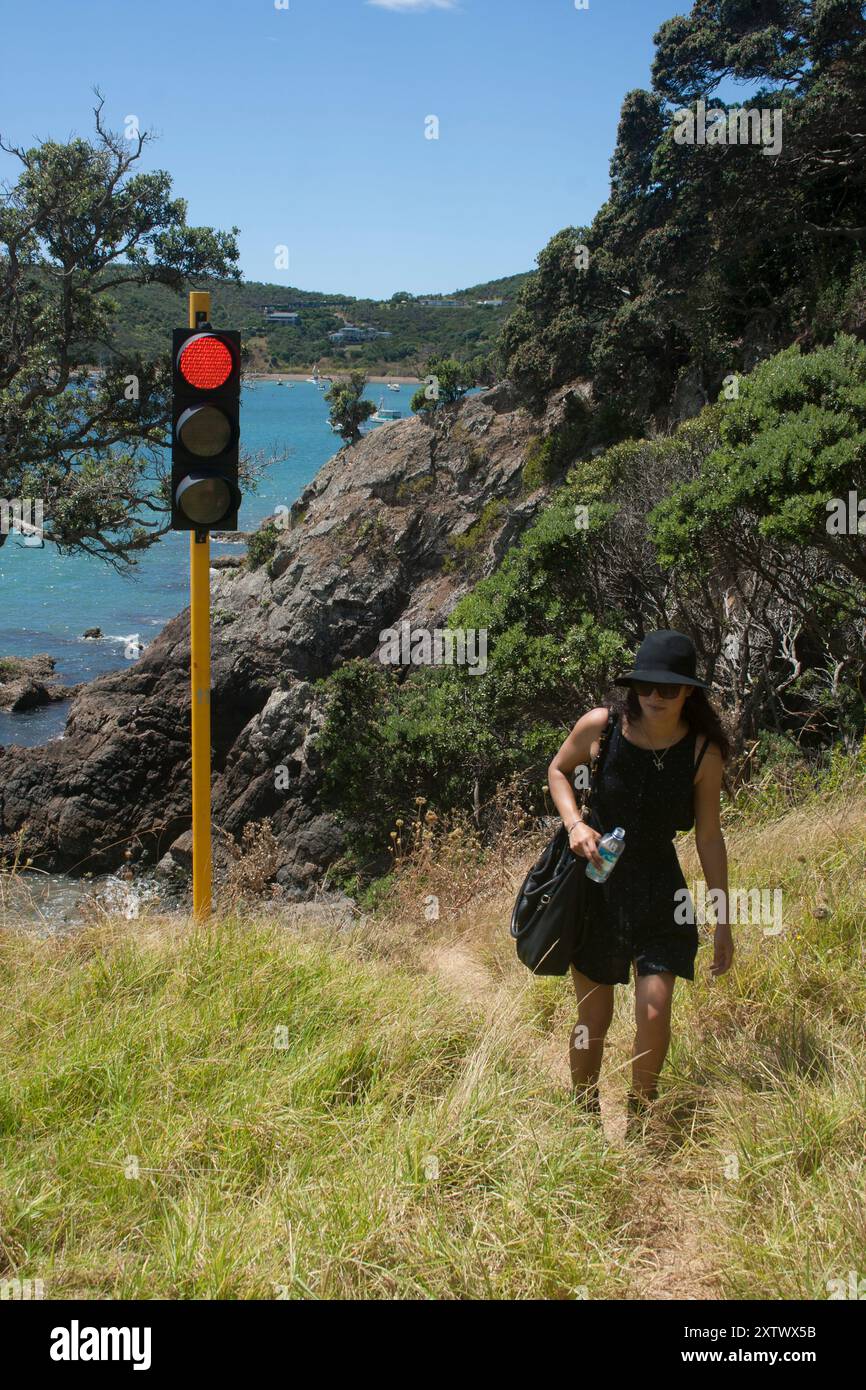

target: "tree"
[0,95,241,568]
[499,0,866,430]
[469,353,496,388]
[325,369,375,445]
[650,335,866,584]
[498,226,598,414]
[411,357,476,413]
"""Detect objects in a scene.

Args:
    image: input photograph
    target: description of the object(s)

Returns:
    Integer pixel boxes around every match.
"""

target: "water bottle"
[586,827,626,883]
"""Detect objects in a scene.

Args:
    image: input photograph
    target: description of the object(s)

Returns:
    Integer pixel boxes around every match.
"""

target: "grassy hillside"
[1,750,863,1299]
[103,272,529,377]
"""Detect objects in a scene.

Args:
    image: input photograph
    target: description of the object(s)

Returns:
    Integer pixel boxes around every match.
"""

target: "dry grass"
[342,752,866,1299]
[1,753,863,1299]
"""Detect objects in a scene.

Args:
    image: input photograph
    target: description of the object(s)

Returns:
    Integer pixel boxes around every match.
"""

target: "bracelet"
[566,817,583,834]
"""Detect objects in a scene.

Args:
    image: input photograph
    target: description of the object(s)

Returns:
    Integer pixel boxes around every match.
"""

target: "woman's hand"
[569,821,603,871]
[710,924,734,978]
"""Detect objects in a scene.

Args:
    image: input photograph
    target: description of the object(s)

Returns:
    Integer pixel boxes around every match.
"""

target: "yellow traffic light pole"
[188,290,213,918]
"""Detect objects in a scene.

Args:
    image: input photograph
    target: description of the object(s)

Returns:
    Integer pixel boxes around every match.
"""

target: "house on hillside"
[328,324,393,344]
[263,305,300,323]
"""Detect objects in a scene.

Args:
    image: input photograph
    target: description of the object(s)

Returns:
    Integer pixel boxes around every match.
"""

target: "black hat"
[615,629,708,689]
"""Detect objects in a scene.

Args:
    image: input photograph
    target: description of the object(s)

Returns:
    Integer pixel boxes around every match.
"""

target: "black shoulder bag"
[510,711,615,976]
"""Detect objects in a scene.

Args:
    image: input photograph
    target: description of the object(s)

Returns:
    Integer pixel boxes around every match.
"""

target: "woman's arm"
[693,745,734,977]
[547,706,610,870]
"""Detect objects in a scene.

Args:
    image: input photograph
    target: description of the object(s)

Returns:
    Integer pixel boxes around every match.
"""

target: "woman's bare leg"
[631,968,676,1099]
[569,965,614,1091]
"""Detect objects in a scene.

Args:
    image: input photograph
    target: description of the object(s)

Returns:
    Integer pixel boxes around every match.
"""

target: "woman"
[547,629,733,1129]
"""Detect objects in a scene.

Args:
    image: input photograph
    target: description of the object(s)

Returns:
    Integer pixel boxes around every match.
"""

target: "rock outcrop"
[0,383,580,886]
[0,655,80,713]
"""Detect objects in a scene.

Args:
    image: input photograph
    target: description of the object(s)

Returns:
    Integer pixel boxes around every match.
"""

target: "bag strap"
[582,709,616,822]
[693,733,710,779]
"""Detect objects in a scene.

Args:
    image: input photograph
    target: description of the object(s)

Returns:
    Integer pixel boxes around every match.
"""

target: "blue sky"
[1,0,695,298]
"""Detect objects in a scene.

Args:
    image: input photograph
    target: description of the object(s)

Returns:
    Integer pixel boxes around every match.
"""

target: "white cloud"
[367,0,458,11]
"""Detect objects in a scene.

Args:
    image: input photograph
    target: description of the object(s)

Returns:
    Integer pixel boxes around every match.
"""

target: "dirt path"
[425,931,722,1300]
[627,1184,721,1300]
[429,940,493,1006]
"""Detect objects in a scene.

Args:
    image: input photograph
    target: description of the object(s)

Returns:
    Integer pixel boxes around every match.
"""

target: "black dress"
[573,716,709,986]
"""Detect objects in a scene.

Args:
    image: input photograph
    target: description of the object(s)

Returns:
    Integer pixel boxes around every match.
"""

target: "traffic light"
[171,326,241,531]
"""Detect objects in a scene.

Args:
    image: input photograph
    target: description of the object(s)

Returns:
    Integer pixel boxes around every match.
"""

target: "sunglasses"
[633,680,684,699]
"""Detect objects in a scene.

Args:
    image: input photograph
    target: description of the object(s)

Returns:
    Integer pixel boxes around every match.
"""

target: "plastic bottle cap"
[612,827,625,839]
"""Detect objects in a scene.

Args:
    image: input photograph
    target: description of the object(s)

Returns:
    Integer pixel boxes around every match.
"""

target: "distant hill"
[106,272,530,376]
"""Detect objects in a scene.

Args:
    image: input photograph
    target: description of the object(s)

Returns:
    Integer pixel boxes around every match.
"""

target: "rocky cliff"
[0,382,578,891]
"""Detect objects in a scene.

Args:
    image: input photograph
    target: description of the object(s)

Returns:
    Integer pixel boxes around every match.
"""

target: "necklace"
[641,720,672,772]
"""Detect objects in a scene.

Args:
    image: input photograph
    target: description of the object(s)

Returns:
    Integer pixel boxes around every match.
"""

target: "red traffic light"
[171,325,241,532]
[177,333,235,390]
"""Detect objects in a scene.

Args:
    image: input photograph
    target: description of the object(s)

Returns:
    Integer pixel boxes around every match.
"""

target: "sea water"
[0,380,419,749]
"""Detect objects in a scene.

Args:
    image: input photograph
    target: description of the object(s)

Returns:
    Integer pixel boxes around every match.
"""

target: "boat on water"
[370,396,402,423]
[388,382,401,392]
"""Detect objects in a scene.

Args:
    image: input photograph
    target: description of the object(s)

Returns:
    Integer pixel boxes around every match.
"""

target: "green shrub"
[395,474,435,502]
[246,522,281,572]
[443,500,505,574]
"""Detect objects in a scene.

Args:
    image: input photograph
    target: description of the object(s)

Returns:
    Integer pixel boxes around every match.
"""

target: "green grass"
[674,784,866,1298]
[2,754,864,1300]
[515,765,866,1299]
[0,919,634,1299]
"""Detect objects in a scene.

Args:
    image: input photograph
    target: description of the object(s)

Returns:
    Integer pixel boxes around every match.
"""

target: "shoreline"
[80,365,422,386]
[246,372,421,385]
